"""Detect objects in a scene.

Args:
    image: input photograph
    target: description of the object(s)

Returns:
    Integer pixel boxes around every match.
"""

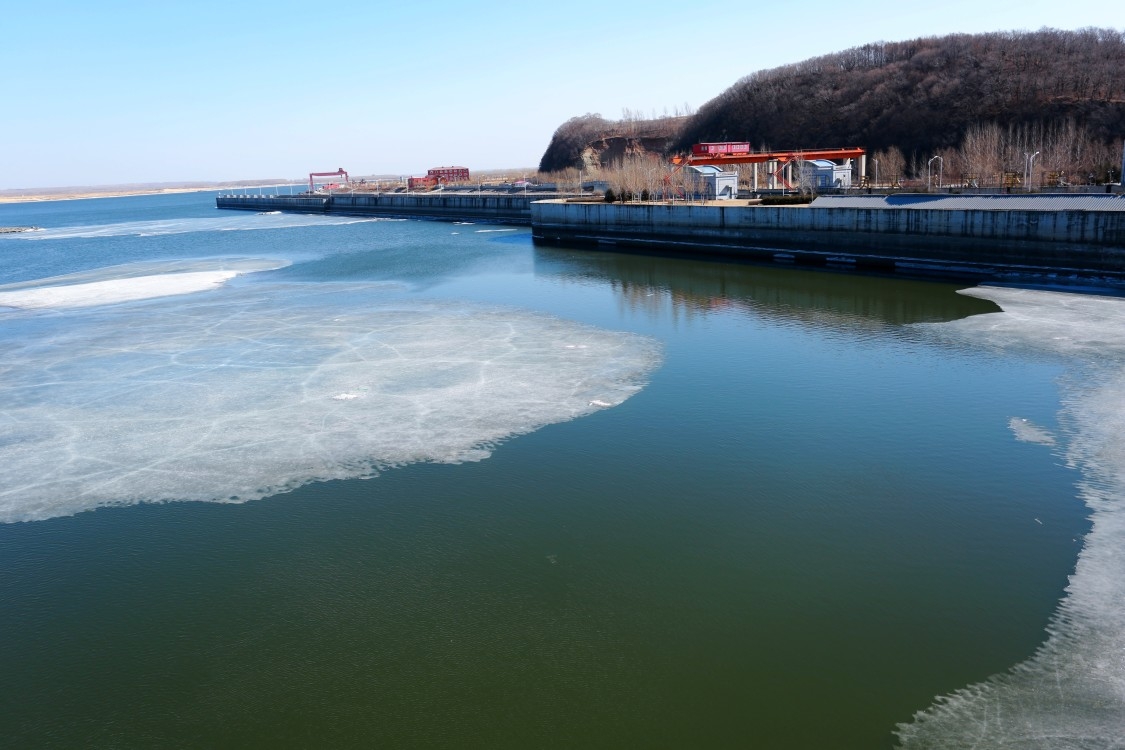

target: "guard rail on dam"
[216,193,548,223]
[529,195,1125,282]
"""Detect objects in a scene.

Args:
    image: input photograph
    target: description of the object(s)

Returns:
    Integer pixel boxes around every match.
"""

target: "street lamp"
[1025,151,1040,192]
[927,155,943,191]
[873,158,879,190]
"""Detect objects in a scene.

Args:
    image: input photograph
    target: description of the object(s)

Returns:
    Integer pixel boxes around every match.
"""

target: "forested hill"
[672,28,1125,156]
[539,29,1125,173]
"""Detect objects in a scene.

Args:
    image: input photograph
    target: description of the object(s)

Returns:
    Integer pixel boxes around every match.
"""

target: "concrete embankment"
[216,193,550,224]
[530,197,1125,282]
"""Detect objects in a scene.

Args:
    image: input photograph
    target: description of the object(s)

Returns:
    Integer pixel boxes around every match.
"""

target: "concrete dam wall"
[216,193,543,223]
[216,192,1125,282]
[530,199,1125,281]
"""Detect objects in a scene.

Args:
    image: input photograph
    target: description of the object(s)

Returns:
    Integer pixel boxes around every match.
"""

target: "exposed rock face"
[576,135,674,170]
[538,115,686,173]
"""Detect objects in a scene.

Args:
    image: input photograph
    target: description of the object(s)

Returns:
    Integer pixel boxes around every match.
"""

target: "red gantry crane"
[672,144,866,190]
[308,168,350,192]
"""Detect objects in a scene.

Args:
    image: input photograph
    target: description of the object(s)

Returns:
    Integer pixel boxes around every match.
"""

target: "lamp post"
[873,158,879,190]
[1025,151,1040,192]
[927,156,945,192]
[927,155,943,191]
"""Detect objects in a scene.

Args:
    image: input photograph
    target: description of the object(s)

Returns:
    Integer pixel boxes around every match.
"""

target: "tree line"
[872,120,1121,188]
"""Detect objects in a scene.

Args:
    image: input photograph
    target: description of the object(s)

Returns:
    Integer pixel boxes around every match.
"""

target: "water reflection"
[533,246,1000,330]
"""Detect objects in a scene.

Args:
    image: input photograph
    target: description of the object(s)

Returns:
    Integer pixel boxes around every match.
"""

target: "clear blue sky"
[3,0,1123,189]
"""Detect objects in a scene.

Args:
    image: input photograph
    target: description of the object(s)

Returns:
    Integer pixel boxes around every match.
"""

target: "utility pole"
[1025,151,1040,192]
[927,155,942,191]
[1120,139,1125,188]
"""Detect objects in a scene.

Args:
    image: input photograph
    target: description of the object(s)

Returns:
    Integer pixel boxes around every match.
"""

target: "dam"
[215,191,549,224]
[530,193,1125,283]
[216,191,1125,284]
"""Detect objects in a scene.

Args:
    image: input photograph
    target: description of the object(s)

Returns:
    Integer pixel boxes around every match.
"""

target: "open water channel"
[0,191,1121,748]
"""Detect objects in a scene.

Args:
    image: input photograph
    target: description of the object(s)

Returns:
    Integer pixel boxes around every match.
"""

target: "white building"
[806,159,853,189]
[686,165,738,200]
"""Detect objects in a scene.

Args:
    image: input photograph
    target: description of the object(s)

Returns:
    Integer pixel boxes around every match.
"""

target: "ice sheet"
[0,259,287,309]
[898,287,1125,749]
[0,271,242,308]
[0,213,395,241]
[0,274,660,523]
[1008,417,1057,446]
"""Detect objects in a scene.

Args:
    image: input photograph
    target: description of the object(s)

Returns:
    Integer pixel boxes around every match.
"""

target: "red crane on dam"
[308,168,349,192]
[676,144,865,166]
[672,144,866,190]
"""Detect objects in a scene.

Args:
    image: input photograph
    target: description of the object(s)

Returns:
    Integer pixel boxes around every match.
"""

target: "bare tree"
[958,123,1003,187]
[873,147,906,187]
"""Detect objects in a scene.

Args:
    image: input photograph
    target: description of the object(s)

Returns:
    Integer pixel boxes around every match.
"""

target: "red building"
[426,166,470,183]
[407,175,438,190]
[407,167,470,190]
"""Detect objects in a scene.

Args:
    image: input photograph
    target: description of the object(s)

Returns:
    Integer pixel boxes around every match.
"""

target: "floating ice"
[899,286,1125,748]
[0,213,393,241]
[0,273,660,523]
[0,259,287,309]
[0,271,231,309]
[1008,416,1058,446]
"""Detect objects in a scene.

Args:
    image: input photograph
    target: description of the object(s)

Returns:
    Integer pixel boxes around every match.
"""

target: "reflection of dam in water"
[537,240,1125,746]
[532,245,1000,328]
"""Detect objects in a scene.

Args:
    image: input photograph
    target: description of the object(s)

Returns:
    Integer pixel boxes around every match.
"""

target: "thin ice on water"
[899,287,1125,749]
[0,264,660,523]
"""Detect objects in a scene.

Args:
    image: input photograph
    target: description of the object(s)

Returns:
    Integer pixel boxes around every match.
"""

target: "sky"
[2,0,1124,189]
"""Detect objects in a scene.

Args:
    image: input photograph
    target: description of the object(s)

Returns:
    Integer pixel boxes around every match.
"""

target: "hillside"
[540,29,1125,178]
[675,28,1124,156]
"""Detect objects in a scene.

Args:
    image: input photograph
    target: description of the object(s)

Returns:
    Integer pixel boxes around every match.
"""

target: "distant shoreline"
[0,186,233,205]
